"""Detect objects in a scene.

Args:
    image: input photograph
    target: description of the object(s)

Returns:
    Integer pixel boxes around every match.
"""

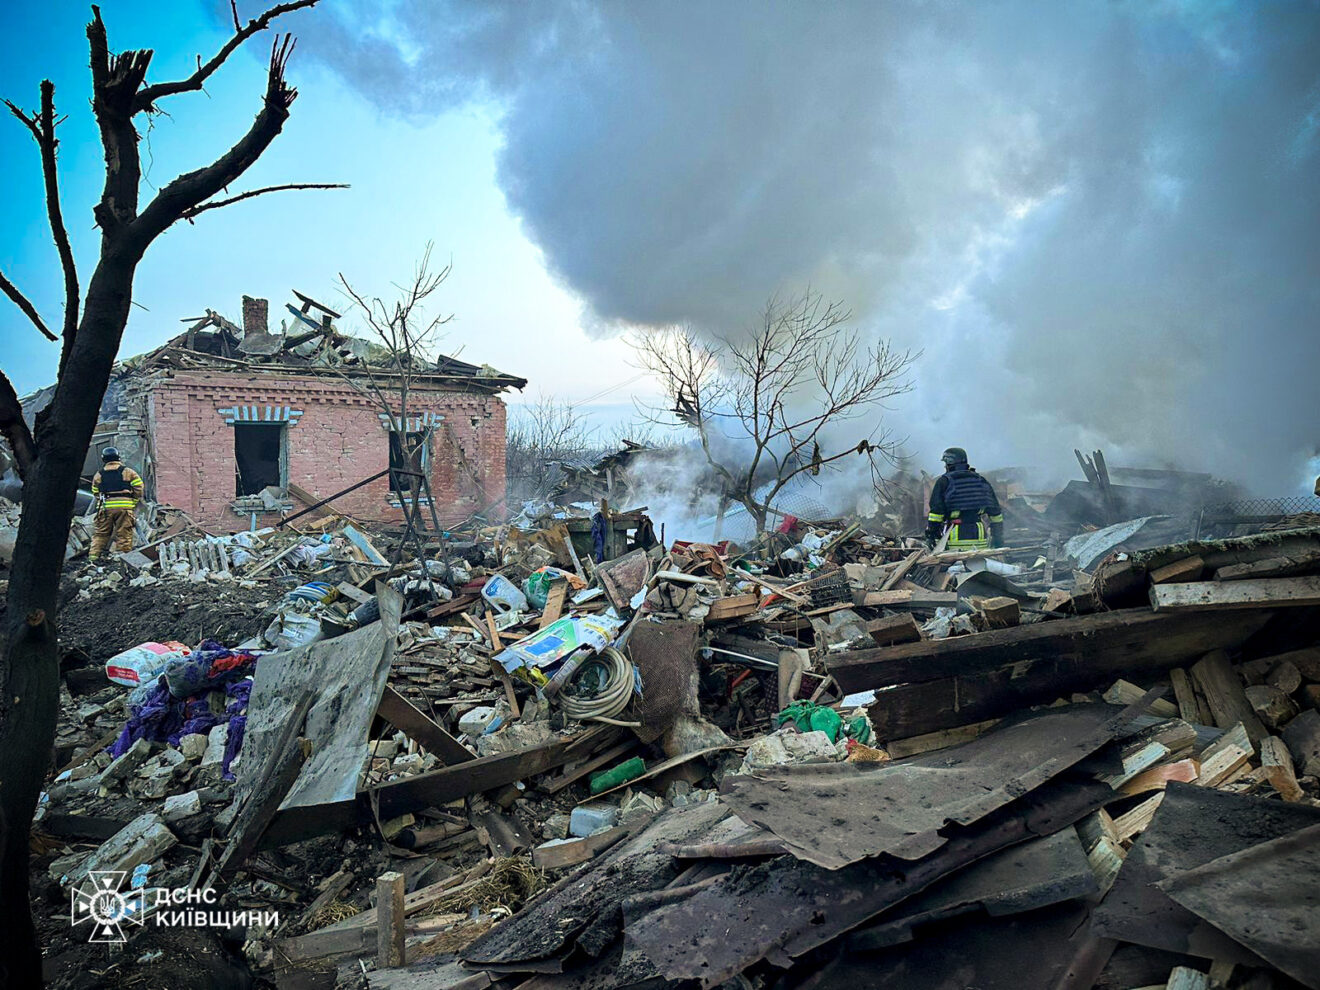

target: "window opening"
[389,431,427,493]
[234,423,285,496]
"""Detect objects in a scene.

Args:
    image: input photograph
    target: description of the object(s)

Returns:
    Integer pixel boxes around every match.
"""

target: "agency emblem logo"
[71,871,147,943]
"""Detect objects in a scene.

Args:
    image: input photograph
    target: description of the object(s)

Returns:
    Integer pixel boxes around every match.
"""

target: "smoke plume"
[286,0,1320,493]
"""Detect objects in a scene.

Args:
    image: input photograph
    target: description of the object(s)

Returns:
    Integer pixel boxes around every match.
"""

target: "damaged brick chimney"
[241,295,269,336]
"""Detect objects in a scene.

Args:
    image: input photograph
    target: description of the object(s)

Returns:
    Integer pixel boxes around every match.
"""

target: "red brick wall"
[148,372,507,532]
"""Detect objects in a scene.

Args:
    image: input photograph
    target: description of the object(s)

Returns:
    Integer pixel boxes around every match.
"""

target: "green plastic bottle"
[589,756,646,795]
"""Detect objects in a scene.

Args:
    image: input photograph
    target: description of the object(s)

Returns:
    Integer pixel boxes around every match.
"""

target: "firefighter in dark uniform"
[925,447,1004,551]
[90,446,144,559]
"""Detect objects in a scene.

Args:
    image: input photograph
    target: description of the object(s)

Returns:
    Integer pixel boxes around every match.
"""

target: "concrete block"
[162,790,202,822]
[68,812,176,886]
[100,738,153,785]
[178,733,208,761]
[569,804,619,838]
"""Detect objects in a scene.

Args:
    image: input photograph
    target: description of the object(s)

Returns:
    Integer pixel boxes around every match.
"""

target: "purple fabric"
[108,678,183,757]
[220,679,252,781]
[169,697,224,745]
[107,643,258,771]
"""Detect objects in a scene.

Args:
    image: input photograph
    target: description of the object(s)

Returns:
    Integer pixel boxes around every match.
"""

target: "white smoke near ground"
[277,0,1320,497]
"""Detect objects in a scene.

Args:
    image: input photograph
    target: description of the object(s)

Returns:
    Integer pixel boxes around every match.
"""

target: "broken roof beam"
[828,608,1274,691]
[259,735,581,848]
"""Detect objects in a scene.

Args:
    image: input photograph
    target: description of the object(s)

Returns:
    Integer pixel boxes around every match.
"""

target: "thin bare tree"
[633,290,917,532]
[334,245,455,500]
[505,394,599,503]
[0,4,337,981]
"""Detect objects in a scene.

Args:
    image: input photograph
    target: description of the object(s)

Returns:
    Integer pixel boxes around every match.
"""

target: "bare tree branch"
[6,80,81,361]
[130,35,306,247]
[0,270,57,342]
[181,181,348,221]
[134,0,320,112]
[632,289,918,531]
[0,368,36,481]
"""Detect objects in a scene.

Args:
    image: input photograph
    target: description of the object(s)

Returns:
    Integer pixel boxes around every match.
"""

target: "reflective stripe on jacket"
[93,462,143,510]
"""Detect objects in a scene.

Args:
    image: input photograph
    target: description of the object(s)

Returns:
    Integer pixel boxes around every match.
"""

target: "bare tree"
[633,290,917,532]
[505,394,599,503]
[334,246,455,498]
[0,5,336,981]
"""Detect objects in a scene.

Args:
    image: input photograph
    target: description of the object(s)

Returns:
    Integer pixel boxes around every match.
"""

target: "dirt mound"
[0,563,279,660]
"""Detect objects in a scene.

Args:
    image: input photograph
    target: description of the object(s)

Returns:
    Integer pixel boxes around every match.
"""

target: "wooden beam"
[261,737,578,847]
[531,825,630,870]
[1149,555,1204,585]
[539,581,567,628]
[860,589,958,609]
[376,871,406,969]
[1195,722,1253,787]
[880,549,923,591]
[829,608,1272,692]
[1259,735,1303,802]
[865,613,923,647]
[543,738,640,795]
[978,596,1020,629]
[1150,576,1320,612]
[377,685,474,766]
[1189,651,1268,744]
[1214,549,1320,581]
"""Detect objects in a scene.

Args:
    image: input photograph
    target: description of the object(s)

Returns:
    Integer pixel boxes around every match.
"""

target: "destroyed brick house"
[20,294,526,532]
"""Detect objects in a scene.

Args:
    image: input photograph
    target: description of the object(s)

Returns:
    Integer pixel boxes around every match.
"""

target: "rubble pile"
[10,468,1320,989]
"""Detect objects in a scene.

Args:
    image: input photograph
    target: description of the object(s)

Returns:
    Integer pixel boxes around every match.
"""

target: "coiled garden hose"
[556,647,636,724]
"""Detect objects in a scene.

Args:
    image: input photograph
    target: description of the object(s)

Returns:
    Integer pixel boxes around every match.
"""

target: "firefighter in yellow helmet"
[924,447,1004,551]
[89,446,143,559]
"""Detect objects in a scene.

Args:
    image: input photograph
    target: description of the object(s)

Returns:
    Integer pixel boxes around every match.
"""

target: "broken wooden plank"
[861,589,959,609]
[377,871,406,969]
[377,685,474,766]
[1083,834,1126,895]
[538,581,568,629]
[880,719,1002,759]
[1102,679,1179,718]
[704,593,760,623]
[262,737,578,847]
[1214,549,1320,581]
[1119,759,1199,797]
[1151,575,1320,612]
[1169,667,1212,726]
[1189,650,1268,744]
[1259,735,1303,802]
[1113,793,1164,842]
[1149,555,1205,584]
[879,549,923,591]
[337,582,374,605]
[1195,722,1253,787]
[531,825,630,870]
[830,608,1271,692]
[865,612,924,647]
[978,596,1020,629]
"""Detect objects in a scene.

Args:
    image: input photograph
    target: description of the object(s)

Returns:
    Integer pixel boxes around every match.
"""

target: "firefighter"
[925,446,1004,551]
[89,446,143,559]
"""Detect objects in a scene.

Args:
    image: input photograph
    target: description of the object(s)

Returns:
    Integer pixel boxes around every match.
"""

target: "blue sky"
[0,0,648,425]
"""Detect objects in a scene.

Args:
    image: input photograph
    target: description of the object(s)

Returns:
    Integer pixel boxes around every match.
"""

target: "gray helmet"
[941,447,968,467]
[101,446,119,462]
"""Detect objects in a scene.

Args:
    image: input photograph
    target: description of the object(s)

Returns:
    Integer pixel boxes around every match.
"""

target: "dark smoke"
[274,0,1320,493]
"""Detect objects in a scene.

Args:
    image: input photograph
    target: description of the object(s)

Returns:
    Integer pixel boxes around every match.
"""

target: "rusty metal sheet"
[1159,822,1320,990]
[1092,782,1320,965]
[625,777,1112,987]
[846,828,1096,951]
[720,704,1126,869]
[461,800,728,969]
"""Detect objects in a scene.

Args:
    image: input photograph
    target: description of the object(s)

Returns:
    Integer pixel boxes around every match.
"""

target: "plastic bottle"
[482,574,528,613]
[589,756,646,795]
